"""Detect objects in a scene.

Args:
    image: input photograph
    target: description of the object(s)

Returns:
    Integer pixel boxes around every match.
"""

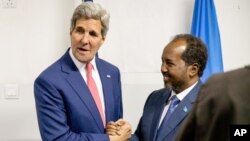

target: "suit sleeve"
[130,118,142,141]
[130,134,140,141]
[131,91,157,141]
[34,77,109,141]
[116,68,123,118]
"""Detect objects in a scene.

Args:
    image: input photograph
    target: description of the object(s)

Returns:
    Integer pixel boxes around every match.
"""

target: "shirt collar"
[170,81,198,101]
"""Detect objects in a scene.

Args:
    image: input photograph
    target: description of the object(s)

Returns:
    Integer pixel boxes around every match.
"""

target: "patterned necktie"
[156,95,180,139]
[86,63,106,126]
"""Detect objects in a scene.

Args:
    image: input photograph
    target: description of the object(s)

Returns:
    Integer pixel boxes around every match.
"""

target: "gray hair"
[70,2,110,37]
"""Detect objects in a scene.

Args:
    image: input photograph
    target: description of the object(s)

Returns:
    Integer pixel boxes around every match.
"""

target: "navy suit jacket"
[131,81,202,141]
[34,49,123,141]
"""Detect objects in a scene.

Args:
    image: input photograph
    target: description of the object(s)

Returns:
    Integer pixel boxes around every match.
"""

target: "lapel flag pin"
[107,75,111,78]
[183,106,188,112]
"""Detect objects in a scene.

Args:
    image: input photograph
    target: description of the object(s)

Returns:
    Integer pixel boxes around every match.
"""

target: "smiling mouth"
[163,74,171,81]
[163,76,168,81]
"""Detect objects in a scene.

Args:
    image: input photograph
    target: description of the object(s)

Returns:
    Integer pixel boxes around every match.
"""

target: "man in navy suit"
[131,34,208,141]
[34,2,131,141]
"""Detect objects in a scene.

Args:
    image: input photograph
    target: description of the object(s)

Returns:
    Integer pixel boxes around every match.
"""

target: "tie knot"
[170,95,180,107]
[86,63,93,75]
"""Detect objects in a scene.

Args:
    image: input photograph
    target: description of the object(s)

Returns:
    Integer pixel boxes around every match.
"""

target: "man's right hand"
[106,119,132,141]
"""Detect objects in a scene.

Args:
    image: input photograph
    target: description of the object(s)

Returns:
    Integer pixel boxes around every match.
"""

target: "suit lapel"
[61,51,104,131]
[150,91,171,141]
[158,81,202,141]
[95,58,114,123]
[157,100,192,141]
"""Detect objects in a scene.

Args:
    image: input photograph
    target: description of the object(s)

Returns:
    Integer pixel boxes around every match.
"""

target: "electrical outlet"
[2,0,17,8]
[4,84,19,99]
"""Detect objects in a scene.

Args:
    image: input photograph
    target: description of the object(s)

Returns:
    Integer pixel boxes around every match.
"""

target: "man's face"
[161,40,191,93]
[70,18,104,63]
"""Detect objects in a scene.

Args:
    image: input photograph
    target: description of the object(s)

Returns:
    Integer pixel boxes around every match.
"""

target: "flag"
[191,0,223,82]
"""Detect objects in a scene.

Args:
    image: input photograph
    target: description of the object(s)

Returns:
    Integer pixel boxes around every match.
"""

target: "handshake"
[106,119,132,141]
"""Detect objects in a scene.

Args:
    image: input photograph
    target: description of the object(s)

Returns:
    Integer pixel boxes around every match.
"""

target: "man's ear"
[70,27,74,35]
[102,35,106,41]
[189,63,199,77]
[70,29,73,35]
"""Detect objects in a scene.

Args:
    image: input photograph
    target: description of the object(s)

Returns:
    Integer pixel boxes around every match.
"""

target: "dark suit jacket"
[176,65,250,141]
[34,49,123,141]
[131,81,202,141]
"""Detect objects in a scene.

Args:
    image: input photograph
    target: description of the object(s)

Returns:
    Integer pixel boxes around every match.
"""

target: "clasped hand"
[106,119,132,141]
